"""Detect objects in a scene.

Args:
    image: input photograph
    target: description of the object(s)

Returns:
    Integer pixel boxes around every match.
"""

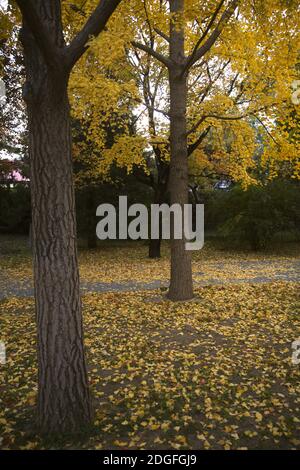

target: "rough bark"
[20,2,92,434]
[15,0,122,434]
[32,84,93,432]
[167,0,193,301]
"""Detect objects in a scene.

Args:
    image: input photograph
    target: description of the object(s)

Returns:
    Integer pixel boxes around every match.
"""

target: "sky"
[0,0,25,161]
[0,0,10,161]
[0,0,8,10]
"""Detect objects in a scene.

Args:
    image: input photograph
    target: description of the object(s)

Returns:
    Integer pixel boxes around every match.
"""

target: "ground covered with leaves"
[0,237,299,298]
[1,274,300,449]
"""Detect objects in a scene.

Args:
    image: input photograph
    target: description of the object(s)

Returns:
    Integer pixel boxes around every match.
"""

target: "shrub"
[206,180,300,250]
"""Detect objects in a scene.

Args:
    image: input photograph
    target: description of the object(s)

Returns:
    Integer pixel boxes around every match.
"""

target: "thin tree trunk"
[87,232,97,249]
[149,237,161,258]
[20,7,92,434]
[86,187,97,249]
[167,0,193,301]
[148,185,165,259]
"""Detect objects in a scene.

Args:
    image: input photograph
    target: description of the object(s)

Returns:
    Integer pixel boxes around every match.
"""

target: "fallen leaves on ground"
[0,281,300,449]
[0,240,299,290]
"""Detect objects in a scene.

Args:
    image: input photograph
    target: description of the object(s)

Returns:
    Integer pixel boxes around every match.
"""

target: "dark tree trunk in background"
[20,11,92,433]
[86,187,97,249]
[149,237,161,258]
[148,185,165,259]
[87,230,98,249]
[167,0,193,301]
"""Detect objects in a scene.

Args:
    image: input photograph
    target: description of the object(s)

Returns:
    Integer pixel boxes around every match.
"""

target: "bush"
[0,183,31,234]
[206,180,300,250]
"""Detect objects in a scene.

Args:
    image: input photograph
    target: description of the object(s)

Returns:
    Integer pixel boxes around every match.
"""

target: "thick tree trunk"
[167,0,193,301]
[32,83,92,434]
[20,7,92,434]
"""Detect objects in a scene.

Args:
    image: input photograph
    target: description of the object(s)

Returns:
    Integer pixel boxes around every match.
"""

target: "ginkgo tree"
[71,0,299,300]
[127,43,258,258]
[1,0,299,440]
[260,103,300,181]
[126,0,300,300]
[7,0,123,434]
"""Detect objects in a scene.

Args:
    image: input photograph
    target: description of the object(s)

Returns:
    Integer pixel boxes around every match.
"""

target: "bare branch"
[153,27,170,43]
[187,116,206,136]
[143,0,155,48]
[131,41,172,68]
[228,72,239,95]
[253,115,280,147]
[185,0,226,72]
[188,68,205,89]
[187,59,230,109]
[187,104,270,138]
[184,0,239,71]
[152,106,170,118]
[188,127,211,156]
[204,112,250,121]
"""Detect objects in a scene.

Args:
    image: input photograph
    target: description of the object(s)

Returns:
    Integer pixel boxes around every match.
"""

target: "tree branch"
[187,108,255,137]
[187,104,272,146]
[131,41,172,68]
[184,0,239,71]
[188,127,211,156]
[15,0,63,69]
[66,0,122,70]
[184,0,226,73]
[253,115,280,147]
[187,116,206,136]
[204,112,250,121]
[153,27,170,43]
[204,104,270,121]
[151,106,170,118]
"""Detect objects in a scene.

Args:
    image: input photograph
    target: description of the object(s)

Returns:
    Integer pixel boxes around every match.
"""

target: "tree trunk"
[148,185,165,259]
[86,187,97,249]
[32,84,92,434]
[87,232,98,249]
[20,8,92,434]
[149,237,161,258]
[167,0,193,301]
